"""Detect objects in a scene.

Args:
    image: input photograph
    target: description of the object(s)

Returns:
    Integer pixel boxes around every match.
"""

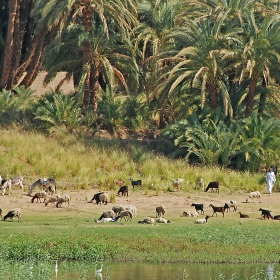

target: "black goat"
[209,204,225,217]
[129,178,142,188]
[191,203,204,214]
[259,208,273,220]
[205,181,219,193]
[273,215,280,220]
[118,186,128,197]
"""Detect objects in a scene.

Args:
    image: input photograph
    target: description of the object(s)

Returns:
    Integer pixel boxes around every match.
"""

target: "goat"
[28,178,56,196]
[114,180,125,187]
[89,192,108,205]
[191,203,204,214]
[259,208,273,220]
[3,208,22,222]
[205,181,219,193]
[45,194,61,206]
[115,210,133,222]
[56,195,70,208]
[156,217,171,223]
[209,204,225,217]
[156,205,165,217]
[10,176,24,193]
[31,191,47,203]
[171,178,184,191]
[183,211,199,217]
[239,212,249,218]
[195,216,210,224]
[1,178,12,196]
[117,186,128,197]
[129,178,142,188]
[273,215,280,220]
[138,217,154,224]
[224,200,238,212]
[246,191,262,203]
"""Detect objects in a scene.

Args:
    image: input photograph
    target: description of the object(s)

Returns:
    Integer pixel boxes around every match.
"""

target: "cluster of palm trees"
[1,0,280,170]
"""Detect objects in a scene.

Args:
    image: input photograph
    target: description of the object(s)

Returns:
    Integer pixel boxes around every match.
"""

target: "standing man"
[266,167,276,194]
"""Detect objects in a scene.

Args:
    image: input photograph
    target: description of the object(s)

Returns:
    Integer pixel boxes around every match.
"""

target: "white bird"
[96,264,103,274]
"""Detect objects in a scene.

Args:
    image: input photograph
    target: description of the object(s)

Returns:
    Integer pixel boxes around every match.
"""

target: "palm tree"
[31,0,138,111]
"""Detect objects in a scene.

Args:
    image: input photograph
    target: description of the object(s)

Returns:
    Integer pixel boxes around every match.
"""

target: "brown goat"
[209,204,225,217]
[239,212,249,218]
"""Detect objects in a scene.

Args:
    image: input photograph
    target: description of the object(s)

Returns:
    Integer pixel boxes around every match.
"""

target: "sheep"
[224,200,238,212]
[259,208,273,220]
[112,205,126,215]
[191,203,204,214]
[138,217,154,224]
[56,195,70,208]
[115,210,133,222]
[171,178,184,191]
[129,178,142,188]
[156,205,165,218]
[209,204,225,217]
[205,181,219,193]
[45,194,61,206]
[156,217,171,223]
[198,178,205,191]
[239,212,249,218]
[246,191,262,203]
[31,191,47,203]
[195,215,210,224]
[89,192,108,205]
[114,180,125,187]
[124,205,137,218]
[3,208,22,222]
[183,211,199,217]
[96,210,115,222]
[117,186,128,197]
[1,178,12,196]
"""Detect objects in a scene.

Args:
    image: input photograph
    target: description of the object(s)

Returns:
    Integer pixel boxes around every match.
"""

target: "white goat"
[172,178,184,191]
[246,191,262,203]
[3,208,22,222]
[156,205,165,217]
[183,211,199,217]
[195,215,210,224]
[224,200,238,212]
[10,176,24,193]
[56,195,70,208]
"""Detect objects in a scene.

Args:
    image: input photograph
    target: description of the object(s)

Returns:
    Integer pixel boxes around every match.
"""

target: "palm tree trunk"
[90,69,100,112]
[0,0,19,89]
[209,83,218,110]
[258,77,267,114]
[245,79,257,116]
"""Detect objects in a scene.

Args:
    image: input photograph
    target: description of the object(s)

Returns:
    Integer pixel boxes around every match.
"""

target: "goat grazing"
[3,208,22,222]
[171,178,184,191]
[156,205,165,217]
[205,181,220,193]
[31,191,47,203]
[56,195,70,208]
[239,212,249,218]
[246,191,262,203]
[209,204,225,217]
[129,178,142,188]
[138,217,154,224]
[191,203,204,214]
[89,192,108,205]
[259,208,273,220]
[117,186,128,197]
[224,200,238,212]
[195,216,210,224]
[115,210,133,222]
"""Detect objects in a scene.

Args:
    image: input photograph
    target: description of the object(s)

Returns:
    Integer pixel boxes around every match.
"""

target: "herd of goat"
[0,174,279,223]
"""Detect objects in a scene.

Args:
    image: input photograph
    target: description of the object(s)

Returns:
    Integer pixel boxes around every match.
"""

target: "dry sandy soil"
[1,185,280,221]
